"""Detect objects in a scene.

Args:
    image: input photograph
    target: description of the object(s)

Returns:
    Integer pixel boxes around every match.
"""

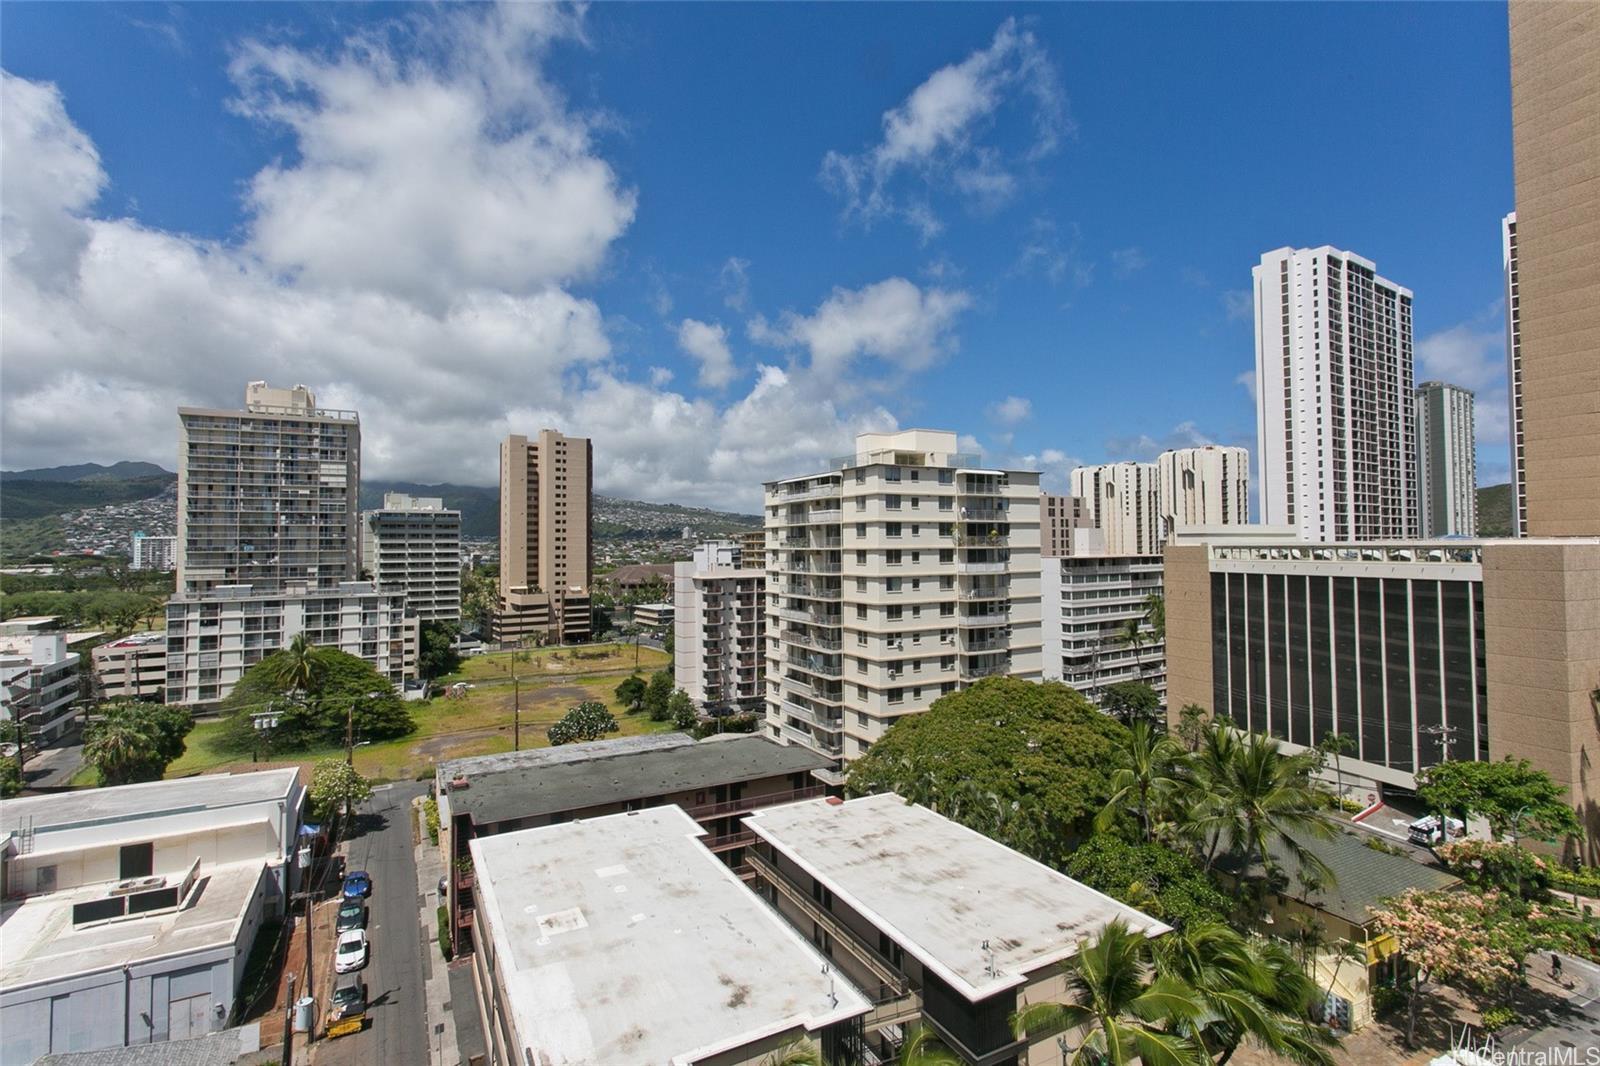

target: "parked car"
[334,929,369,974]
[336,898,367,932]
[1407,814,1466,847]
[341,871,372,899]
[330,974,367,1020]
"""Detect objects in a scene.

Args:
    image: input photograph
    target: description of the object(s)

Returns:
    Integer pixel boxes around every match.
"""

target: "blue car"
[341,871,372,899]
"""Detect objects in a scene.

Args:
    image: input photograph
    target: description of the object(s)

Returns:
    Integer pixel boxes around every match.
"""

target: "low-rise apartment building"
[675,541,765,715]
[1040,554,1166,710]
[1,635,82,743]
[632,601,675,629]
[0,769,304,1064]
[435,733,831,955]
[763,430,1043,772]
[361,493,462,623]
[163,581,419,706]
[746,793,1170,1066]
[467,804,871,1066]
[92,631,168,701]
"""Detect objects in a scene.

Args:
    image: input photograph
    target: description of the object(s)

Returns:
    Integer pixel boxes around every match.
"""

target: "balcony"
[783,630,843,652]
[960,662,1008,680]
[961,637,1006,653]
[784,583,842,601]
[777,607,841,627]
[957,586,1009,601]
[957,611,1009,627]
[773,483,842,504]
[681,784,825,821]
[703,830,757,854]
[804,508,842,524]
[956,561,1006,574]
[787,654,843,678]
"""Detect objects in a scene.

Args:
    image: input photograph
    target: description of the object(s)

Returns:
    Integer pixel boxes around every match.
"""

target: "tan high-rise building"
[1508,3,1600,537]
[1040,493,1099,558]
[1156,445,1250,538]
[1071,461,1161,555]
[494,430,593,644]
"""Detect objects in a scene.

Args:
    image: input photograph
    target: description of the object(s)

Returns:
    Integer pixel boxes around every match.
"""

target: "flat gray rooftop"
[0,768,299,838]
[1,860,267,990]
[440,734,830,827]
[469,805,869,1065]
[747,793,1171,1002]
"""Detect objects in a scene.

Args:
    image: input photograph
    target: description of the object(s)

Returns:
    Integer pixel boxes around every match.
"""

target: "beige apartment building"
[675,541,766,715]
[1071,461,1161,555]
[361,492,462,623]
[1508,2,1599,538]
[763,430,1042,771]
[493,430,593,644]
[177,382,360,596]
[1156,445,1249,536]
[1039,493,1097,558]
[91,631,167,700]
[736,529,766,571]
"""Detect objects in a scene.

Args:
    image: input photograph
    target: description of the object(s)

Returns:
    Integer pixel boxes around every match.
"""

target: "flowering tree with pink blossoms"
[1369,889,1520,1048]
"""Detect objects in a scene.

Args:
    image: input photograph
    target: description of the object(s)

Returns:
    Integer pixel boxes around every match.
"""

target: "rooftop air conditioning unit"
[109,875,167,896]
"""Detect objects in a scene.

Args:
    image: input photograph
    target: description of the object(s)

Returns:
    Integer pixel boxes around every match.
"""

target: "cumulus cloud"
[820,18,1066,234]
[1417,306,1511,448]
[0,12,945,511]
[987,396,1031,425]
[750,277,972,378]
[1110,246,1148,280]
[1235,370,1257,403]
[676,318,737,389]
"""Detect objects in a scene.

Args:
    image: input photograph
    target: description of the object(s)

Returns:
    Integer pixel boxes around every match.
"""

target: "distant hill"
[360,482,760,542]
[1,473,176,521]
[1477,483,1511,538]
[3,461,173,482]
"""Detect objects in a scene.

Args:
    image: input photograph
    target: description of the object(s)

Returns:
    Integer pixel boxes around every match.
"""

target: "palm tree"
[1117,617,1146,677]
[1095,722,1184,844]
[1207,728,1336,887]
[1143,593,1166,642]
[1012,919,1207,1066]
[1315,732,1355,809]
[1153,923,1336,1066]
[897,1026,960,1066]
[759,1038,820,1066]
[265,634,324,697]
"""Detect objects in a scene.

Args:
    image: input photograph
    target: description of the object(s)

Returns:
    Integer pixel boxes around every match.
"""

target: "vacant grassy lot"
[158,672,676,784]
[441,641,668,683]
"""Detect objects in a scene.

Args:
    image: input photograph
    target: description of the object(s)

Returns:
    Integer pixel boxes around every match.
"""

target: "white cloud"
[1417,317,1505,393]
[0,15,953,512]
[1104,421,1216,462]
[1012,214,1090,288]
[718,257,751,311]
[676,318,737,389]
[1222,289,1253,322]
[1110,246,1148,280]
[753,277,972,378]
[987,396,1031,425]
[820,18,1066,233]
[1235,370,1257,404]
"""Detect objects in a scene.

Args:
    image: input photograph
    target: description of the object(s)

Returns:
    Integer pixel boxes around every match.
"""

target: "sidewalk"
[413,795,461,1066]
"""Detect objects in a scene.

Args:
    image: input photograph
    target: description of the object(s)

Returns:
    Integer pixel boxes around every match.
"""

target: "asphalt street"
[314,781,430,1066]
[21,730,85,789]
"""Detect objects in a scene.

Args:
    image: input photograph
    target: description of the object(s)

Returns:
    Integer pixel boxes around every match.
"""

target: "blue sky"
[0,3,1516,508]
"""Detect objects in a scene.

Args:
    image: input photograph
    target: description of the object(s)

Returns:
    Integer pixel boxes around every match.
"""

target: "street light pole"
[513,675,521,751]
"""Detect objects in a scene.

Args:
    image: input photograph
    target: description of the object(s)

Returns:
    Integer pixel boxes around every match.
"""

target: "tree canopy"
[1416,758,1580,843]
[418,621,462,680]
[845,678,1129,863]
[83,701,194,785]
[218,645,415,752]
[548,701,620,745]
[1101,681,1161,726]
[1064,836,1232,930]
[307,759,373,822]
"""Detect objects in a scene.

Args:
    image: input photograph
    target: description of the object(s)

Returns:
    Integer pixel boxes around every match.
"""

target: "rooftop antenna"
[982,939,997,978]
[821,963,837,1007]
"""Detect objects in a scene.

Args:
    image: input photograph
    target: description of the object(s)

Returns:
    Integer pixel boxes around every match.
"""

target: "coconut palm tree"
[1095,722,1184,844]
[759,1038,821,1066]
[1012,919,1207,1066]
[265,633,324,697]
[1117,617,1146,677]
[1143,593,1166,642]
[897,1026,960,1066]
[1206,728,1336,887]
[1153,922,1337,1066]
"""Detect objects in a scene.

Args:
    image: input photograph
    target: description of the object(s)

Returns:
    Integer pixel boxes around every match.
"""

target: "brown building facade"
[494,429,594,643]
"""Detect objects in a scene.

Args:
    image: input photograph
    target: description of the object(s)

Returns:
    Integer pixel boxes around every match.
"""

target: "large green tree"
[1064,837,1231,930]
[1186,727,1334,884]
[1102,681,1162,727]
[1416,757,1580,843]
[642,670,674,722]
[548,701,620,745]
[417,621,462,680]
[615,674,647,713]
[846,678,1129,863]
[219,646,415,752]
[1095,722,1185,844]
[83,701,194,785]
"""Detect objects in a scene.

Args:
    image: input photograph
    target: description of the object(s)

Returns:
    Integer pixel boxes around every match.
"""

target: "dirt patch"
[414,727,506,760]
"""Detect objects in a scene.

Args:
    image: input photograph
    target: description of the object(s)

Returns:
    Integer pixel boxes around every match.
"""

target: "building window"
[886,523,902,538]
[885,494,901,510]
[886,550,902,565]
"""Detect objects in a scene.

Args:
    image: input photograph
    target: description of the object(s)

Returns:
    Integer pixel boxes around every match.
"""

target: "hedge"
[1552,866,1600,899]
[436,905,453,961]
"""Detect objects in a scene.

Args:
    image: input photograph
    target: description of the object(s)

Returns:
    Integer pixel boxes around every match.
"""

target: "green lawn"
[160,673,677,784]
[440,641,668,683]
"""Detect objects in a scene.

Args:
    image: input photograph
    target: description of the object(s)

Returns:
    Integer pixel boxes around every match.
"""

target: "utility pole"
[282,972,296,1066]
[513,675,521,751]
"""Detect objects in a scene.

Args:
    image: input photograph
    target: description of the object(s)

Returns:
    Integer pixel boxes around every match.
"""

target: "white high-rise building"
[1415,381,1478,538]
[130,533,177,572]
[363,493,462,623]
[1155,446,1249,537]
[1040,555,1165,710]
[1503,212,1526,538]
[178,382,361,595]
[1070,462,1160,555]
[1253,247,1418,542]
[764,430,1042,772]
[673,541,766,715]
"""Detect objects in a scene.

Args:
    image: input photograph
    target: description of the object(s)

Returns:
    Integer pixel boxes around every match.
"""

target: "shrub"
[547,701,620,745]
[1480,1006,1518,1031]
[1438,839,1551,899]
[1551,865,1600,899]
[423,798,440,847]
[1372,986,1406,1017]
[436,905,452,961]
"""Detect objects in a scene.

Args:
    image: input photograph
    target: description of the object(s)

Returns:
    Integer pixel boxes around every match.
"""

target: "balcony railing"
[771,483,842,504]
[783,630,843,652]
[957,586,1009,600]
[960,662,1008,680]
[749,850,910,996]
[703,830,757,853]
[680,784,825,821]
[956,561,1007,574]
[787,655,843,678]
[957,611,1009,627]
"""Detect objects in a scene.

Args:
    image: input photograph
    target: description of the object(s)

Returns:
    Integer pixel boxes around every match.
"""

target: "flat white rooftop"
[0,860,267,990]
[747,794,1171,1001]
[469,805,869,1065]
[1,768,298,841]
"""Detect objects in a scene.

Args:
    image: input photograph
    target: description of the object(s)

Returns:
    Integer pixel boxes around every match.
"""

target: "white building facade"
[1416,381,1478,538]
[1071,461,1161,555]
[1040,555,1166,710]
[1503,212,1527,538]
[130,533,177,572]
[0,636,81,743]
[164,582,418,706]
[764,430,1043,771]
[1253,247,1419,542]
[673,541,765,715]
[1156,446,1249,537]
[362,493,462,623]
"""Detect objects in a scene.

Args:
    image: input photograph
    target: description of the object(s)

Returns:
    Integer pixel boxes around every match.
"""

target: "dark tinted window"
[1246,574,1267,735]
[1308,577,1333,741]
[119,843,154,880]
[1384,579,1413,771]
[1413,581,1444,766]
[1332,578,1359,749]
[1357,578,1385,764]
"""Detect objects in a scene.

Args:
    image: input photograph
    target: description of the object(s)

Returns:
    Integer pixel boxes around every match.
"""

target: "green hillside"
[0,474,176,520]
[1477,483,1511,537]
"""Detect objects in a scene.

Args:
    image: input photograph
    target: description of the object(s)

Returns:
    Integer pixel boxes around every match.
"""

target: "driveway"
[21,730,85,789]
